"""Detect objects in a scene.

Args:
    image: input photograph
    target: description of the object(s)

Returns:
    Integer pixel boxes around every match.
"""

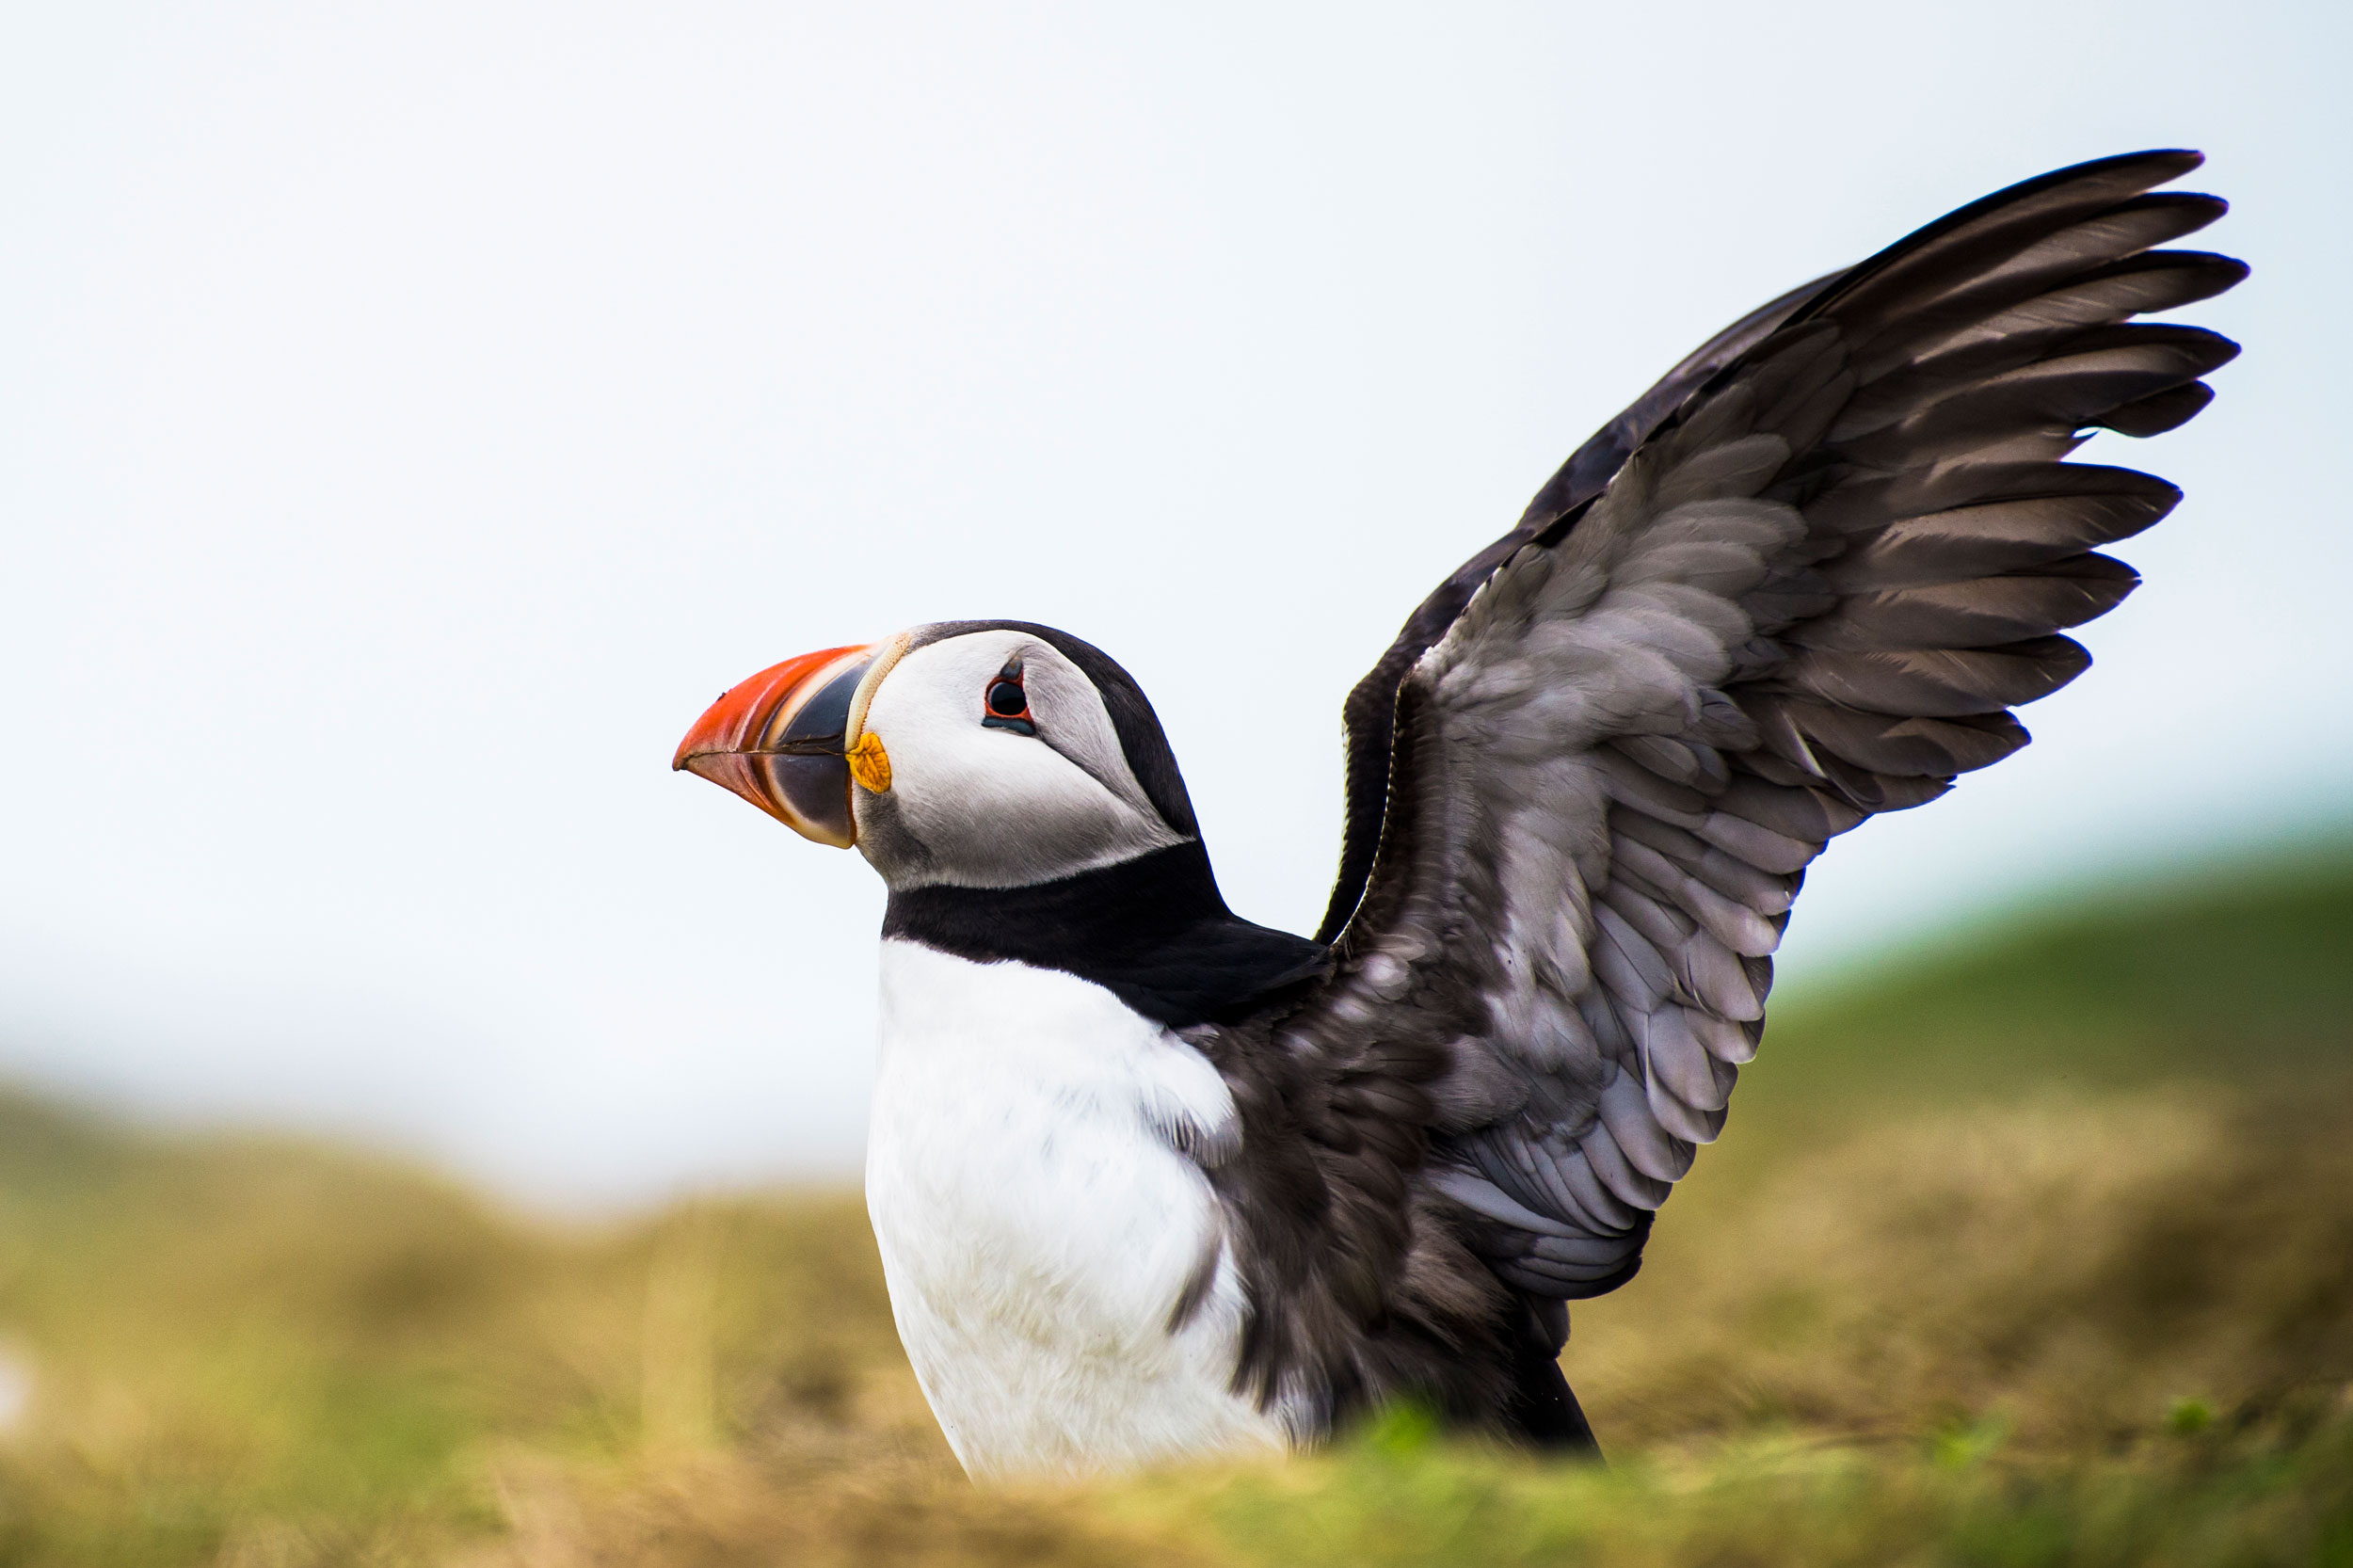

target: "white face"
[849,629,1187,890]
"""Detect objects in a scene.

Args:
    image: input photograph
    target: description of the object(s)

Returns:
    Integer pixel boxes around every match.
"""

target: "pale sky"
[2,2,2345,1207]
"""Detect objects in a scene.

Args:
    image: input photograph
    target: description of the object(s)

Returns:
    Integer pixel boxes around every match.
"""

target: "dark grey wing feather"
[1315,275,1838,943]
[1220,151,2242,1421]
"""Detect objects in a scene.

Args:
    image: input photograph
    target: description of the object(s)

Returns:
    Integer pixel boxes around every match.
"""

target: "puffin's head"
[673,621,1199,890]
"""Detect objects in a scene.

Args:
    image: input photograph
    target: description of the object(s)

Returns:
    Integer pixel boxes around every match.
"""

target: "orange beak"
[672,645,876,847]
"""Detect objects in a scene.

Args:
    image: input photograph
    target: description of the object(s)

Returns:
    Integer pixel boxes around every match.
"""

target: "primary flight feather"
[674,150,2244,1478]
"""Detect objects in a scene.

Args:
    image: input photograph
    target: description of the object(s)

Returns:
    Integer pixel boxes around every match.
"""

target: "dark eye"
[981,659,1036,734]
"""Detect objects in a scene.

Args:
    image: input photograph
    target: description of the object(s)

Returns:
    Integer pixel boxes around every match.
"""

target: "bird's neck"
[880,842,1326,1029]
[885,841,1233,959]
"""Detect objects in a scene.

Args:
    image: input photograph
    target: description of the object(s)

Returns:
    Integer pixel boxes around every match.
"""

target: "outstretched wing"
[1315,270,1841,945]
[1267,151,2243,1338]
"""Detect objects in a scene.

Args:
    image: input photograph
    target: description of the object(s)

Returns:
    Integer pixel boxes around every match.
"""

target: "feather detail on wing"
[1237,150,2242,1391]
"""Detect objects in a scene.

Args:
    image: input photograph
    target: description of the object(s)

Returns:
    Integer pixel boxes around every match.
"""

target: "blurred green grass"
[1752,833,2353,1106]
[0,840,2348,1565]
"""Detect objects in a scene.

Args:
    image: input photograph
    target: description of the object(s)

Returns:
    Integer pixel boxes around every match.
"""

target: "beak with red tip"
[673,645,878,847]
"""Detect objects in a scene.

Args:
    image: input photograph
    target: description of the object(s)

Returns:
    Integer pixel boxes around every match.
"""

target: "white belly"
[865,939,1291,1478]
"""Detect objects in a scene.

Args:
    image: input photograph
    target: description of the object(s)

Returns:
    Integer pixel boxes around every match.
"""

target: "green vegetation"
[1752,834,2353,1110]
[0,843,2348,1565]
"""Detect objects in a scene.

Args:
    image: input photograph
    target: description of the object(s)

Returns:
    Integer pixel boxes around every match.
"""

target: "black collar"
[881,842,1328,1029]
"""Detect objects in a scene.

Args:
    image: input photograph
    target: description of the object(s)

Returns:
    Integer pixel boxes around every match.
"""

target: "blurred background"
[0,3,2347,1564]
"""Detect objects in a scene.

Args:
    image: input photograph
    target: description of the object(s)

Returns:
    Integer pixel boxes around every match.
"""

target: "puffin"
[674,151,2243,1479]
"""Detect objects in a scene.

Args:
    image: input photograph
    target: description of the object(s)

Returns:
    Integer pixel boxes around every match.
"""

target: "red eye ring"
[981,658,1034,733]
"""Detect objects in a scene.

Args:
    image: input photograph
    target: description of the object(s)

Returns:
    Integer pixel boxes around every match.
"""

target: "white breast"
[865,939,1293,1478]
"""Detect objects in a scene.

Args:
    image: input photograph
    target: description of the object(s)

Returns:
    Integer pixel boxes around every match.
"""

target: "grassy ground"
[0,842,2348,1565]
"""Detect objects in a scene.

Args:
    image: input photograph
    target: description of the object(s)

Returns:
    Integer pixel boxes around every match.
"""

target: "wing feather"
[1196,151,2242,1435]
